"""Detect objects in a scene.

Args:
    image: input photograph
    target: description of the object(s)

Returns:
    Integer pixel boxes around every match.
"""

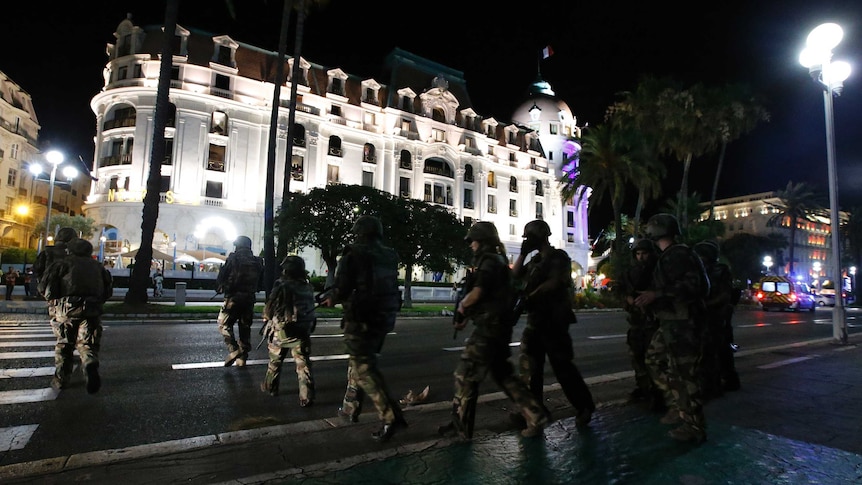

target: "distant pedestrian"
[438,222,548,440]
[37,239,113,393]
[322,215,406,442]
[5,267,18,300]
[23,267,33,298]
[216,236,264,367]
[152,270,165,298]
[634,213,710,443]
[260,255,317,407]
[622,239,663,410]
[512,220,595,428]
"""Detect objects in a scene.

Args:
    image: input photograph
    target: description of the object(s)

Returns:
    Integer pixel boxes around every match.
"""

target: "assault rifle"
[255,286,331,350]
[451,272,473,340]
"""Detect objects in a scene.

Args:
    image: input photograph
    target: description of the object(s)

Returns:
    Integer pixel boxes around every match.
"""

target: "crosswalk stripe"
[0,351,76,360]
[0,424,39,451]
[0,367,55,379]
[0,388,59,405]
[0,329,53,334]
[171,353,350,370]
[0,341,56,348]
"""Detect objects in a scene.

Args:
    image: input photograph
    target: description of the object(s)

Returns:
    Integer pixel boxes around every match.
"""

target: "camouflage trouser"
[451,330,546,439]
[51,316,102,383]
[626,314,659,395]
[263,334,314,402]
[340,320,403,425]
[217,299,254,356]
[519,318,594,413]
[699,317,725,397]
[645,318,705,429]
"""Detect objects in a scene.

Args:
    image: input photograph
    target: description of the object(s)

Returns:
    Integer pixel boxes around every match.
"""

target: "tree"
[124,0,178,305]
[33,214,97,240]
[766,181,825,277]
[276,185,391,287]
[840,207,862,297]
[721,232,788,285]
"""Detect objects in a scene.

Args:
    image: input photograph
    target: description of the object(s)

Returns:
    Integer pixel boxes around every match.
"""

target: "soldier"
[217,235,264,367]
[512,219,595,427]
[439,222,549,440]
[33,227,79,318]
[37,239,113,393]
[634,213,709,443]
[260,255,317,407]
[322,215,406,442]
[693,240,741,396]
[623,238,662,409]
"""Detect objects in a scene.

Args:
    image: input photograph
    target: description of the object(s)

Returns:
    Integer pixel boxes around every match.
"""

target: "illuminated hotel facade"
[85,16,591,280]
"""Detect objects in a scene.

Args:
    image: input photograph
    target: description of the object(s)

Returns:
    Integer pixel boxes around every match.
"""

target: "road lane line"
[587,334,627,340]
[0,367,54,379]
[0,425,39,451]
[0,351,76,360]
[757,355,818,369]
[0,341,58,347]
[171,354,350,370]
[0,388,59,405]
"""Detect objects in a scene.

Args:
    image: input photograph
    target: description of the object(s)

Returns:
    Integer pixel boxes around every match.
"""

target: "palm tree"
[560,124,637,256]
[766,181,825,276]
[707,84,770,220]
[124,0,178,305]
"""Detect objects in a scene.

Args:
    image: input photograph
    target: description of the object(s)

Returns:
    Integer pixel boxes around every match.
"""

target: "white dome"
[511,77,575,126]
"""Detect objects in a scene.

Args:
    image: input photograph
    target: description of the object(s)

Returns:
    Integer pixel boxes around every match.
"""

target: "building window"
[535,180,544,196]
[362,170,374,187]
[163,139,173,165]
[7,168,17,187]
[536,202,543,219]
[216,45,232,65]
[327,164,339,184]
[509,176,518,192]
[488,194,496,213]
[331,105,342,117]
[214,74,230,90]
[399,177,411,198]
[328,136,342,157]
[363,87,377,104]
[363,143,376,163]
[291,154,304,181]
[160,175,171,192]
[425,183,452,205]
[207,144,226,172]
[464,164,474,183]
[291,123,306,147]
[432,128,445,142]
[10,144,19,159]
[509,199,518,217]
[550,123,559,135]
[423,158,454,178]
[400,96,412,112]
[109,176,119,191]
[330,77,344,96]
[487,171,496,188]
[170,65,180,80]
[464,188,474,209]
[205,181,223,199]
[567,211,574,227]
[509,224,516,236]
[399,150,412,169]
[117,66,128,80]
[211,111,228,135]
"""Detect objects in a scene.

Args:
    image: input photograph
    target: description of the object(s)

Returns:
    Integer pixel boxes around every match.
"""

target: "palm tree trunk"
[403,262,414,309]
[263,0,293,295]
[633,188,645,238]
[788,219,797,276]
[680,152,692,227]
[708,142,728,221]
[124,0,177,305]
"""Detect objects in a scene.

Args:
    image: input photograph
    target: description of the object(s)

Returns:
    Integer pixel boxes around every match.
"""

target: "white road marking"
[0,367,54,379]
[0,351,76,360]
[0,330,53,335]
[587,334,627,340]
[442,342,521,352]
[0,388,59,405]
[736,323,772,328]
[0,424,39,451]
[171,353,350,370]
[0,340,57,347]
[757,355,817,369]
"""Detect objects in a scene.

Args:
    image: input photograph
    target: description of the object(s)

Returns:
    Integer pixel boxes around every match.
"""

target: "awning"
[121,248,176,261]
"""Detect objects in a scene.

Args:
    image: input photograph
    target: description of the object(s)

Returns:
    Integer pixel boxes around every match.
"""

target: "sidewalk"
[0,332,859,483]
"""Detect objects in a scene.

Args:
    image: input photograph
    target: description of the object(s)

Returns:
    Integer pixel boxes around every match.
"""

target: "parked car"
[755,276,816,312]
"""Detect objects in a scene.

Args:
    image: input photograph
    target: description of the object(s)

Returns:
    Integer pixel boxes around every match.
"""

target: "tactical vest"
[223,249,263,295]
[347,242,401,330]
[653,244,709,320]
[465,251,513,322]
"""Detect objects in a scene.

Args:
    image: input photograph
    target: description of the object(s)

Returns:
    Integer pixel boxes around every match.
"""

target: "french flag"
[542,45,554,59]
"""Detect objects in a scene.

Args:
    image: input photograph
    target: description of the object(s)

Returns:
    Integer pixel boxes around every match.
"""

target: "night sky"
[3,1,861,235]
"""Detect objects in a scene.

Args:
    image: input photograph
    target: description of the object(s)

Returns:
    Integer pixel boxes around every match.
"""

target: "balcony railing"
[100,153,133,167]
[210,87,234,99]
[103,117,136,131]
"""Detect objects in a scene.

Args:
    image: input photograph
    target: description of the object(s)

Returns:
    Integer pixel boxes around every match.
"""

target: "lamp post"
[763,255,773,275]
[171,237,177,271]
[800,23,852,344]
[850,266,857,301]
[30,150,77,251]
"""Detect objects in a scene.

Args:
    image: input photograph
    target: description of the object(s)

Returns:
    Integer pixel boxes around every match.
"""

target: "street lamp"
[99,235,107,262]
[763,255,773,274]
[800,22,852,344]
[850,266,857,300]
[30,150,78,251]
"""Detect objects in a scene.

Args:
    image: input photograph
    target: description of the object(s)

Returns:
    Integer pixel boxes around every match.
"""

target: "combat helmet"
[351,215,383,239]
[55,227,78,244]
[645,213,681,242]
[522,220,551,239]
[631,238,655,256]
[281,255,306,278]
[234,235,253,248]
[67,239,94,256]
[465,221,499,243]
[693,240,720,263]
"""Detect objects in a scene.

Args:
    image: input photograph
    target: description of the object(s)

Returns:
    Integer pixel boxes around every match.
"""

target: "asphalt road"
[0,307,857,467]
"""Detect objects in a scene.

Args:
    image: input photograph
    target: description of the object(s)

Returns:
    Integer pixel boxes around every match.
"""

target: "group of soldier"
[624,213,741,444]
[35,212,734,446]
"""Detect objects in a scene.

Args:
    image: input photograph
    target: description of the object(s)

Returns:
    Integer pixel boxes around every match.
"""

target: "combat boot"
[520,406,549,438]
[337,407,358,423]
[84,362,101,394]
[668,423,707,443]
[372,416,408,442]
[660,407,682,425]
[224,349,242,367]
[260,381,278,397]
[575,405,595,428]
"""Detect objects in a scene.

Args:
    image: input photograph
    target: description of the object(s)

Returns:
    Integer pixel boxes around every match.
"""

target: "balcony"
[103,117,136,131]
[210,87,234,100]
[400,160,413,170]
[328,147,343,157]
[100,153,133,167]
[509,210,518,217]
[530,163,549,173]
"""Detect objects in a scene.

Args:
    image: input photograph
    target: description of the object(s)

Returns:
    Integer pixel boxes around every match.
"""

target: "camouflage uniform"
[260,256,317,406]
[644,242,708,439]
[37,239,113,393]
[329,215,405,441]
[623,240,661,406]
[217,236,263,366]
[694,241,740,397]
[441,222,548,440]
[514,220,594,425]
[33,227,79,318]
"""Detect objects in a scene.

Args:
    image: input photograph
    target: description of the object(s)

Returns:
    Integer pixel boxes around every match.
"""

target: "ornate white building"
[84,16,591,281]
